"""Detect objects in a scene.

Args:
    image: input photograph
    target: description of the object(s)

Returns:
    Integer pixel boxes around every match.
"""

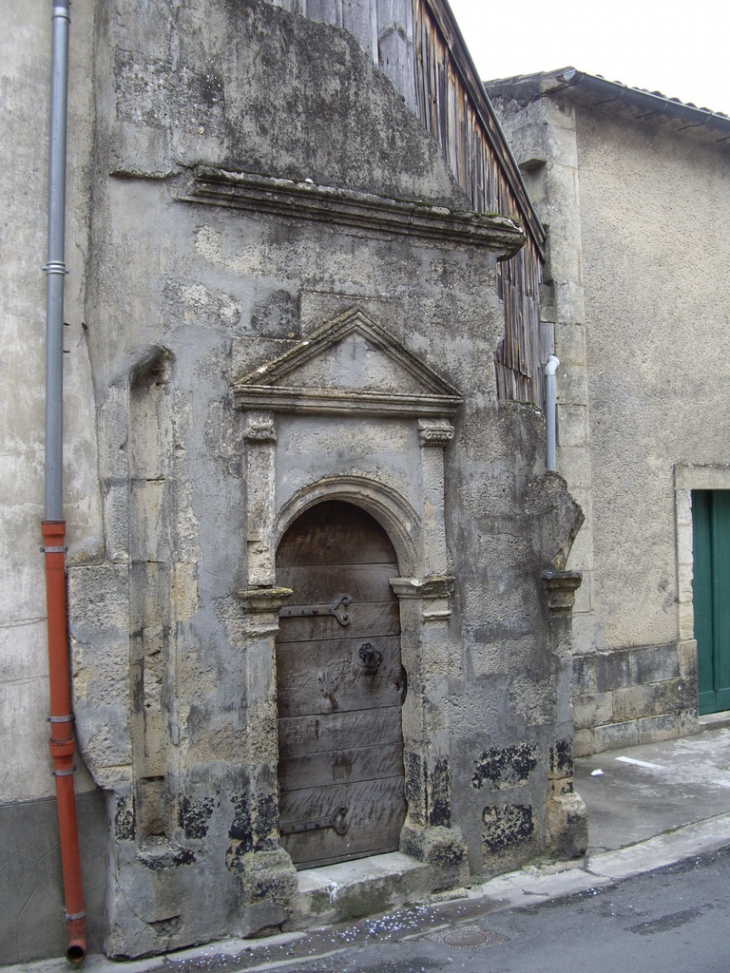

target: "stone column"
[391,576,467,885]
[417,418,452,576]
[541,570,588,859]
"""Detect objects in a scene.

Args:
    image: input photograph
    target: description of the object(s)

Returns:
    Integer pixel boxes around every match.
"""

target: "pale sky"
[448,0,730,117]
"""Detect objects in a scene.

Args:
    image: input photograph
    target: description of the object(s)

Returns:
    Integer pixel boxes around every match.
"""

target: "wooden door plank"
[277,600,400,643]
[277,639,403,718]
[712,491,730,710]
[278,563,398,604]
[279,776,405,867]
[277,501,398,567]
[278,742,404,791]
[278,706,403,756]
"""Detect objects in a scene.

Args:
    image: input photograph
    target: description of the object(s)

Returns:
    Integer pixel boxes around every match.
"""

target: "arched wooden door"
[276,500,407,869]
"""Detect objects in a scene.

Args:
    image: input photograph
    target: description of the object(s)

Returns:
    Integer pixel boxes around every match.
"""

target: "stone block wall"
[572,641,698,756]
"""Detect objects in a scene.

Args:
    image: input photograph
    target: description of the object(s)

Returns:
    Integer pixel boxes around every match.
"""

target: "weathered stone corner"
[544,779,589,860]
[542,570,582,612]
[399,822,470,890]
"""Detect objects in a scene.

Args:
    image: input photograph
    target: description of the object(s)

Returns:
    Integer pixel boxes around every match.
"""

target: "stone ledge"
[287,852,434,929]
[179,166,526,256]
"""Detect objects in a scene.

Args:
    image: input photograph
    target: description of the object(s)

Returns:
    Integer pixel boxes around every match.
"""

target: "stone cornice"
[179,166,526,257]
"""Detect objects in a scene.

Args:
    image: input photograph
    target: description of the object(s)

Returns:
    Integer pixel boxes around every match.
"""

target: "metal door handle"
[358,642,383,670]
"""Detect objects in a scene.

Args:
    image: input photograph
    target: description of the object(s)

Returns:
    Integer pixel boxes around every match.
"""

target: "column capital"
[418,418,454,447]
[541,571,582,612]
[238,586,293,613]
[244,411,276,442]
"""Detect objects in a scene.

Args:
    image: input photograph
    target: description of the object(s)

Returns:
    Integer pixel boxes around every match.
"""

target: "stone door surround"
[233,308,469,898]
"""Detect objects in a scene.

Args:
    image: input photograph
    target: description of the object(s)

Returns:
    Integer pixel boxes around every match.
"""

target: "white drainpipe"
[544,355,560,471]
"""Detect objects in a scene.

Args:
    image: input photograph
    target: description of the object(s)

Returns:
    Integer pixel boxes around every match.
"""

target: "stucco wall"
[575,108,730,651]
[489,81,730,754]
[0,2,108,963]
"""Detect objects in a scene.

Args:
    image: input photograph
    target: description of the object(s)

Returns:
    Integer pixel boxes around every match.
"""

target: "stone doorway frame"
[232,312,470,912]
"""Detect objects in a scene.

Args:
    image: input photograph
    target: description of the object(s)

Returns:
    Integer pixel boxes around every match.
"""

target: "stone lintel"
[542,570,582,612]
[182,166,526,257]
[233,387,461,417]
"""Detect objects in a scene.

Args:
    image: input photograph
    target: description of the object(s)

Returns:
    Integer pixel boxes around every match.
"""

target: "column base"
[399,821,469,889]
[229,847,298,935]
[545,780,588,859]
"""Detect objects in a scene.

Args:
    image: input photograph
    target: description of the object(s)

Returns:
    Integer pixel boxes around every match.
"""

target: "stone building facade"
[488,69,730,755]
[1,2,585,963]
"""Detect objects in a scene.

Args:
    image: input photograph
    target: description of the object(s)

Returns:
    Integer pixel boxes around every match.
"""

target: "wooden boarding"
[277,600,400,643]
[276,637,403,717]
[278,742,405,791]
[278,706,403,756]
[279,776,406,869]
[279,563,398,605]
[276,500,406,868]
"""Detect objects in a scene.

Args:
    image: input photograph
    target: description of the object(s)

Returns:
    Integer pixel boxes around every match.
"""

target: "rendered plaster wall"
[572,108,730,751]
[59,0,584,958]
[491,81,730,754]
[0,2,108,963]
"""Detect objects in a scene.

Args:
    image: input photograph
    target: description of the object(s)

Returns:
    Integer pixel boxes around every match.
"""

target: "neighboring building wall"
[0,4,108,964]
[491,79,730,754]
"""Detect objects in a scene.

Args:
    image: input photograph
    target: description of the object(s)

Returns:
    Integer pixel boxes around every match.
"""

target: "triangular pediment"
[232,309,462,418]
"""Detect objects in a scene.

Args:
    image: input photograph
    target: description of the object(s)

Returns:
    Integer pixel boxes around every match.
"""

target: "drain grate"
[429,924,510,948]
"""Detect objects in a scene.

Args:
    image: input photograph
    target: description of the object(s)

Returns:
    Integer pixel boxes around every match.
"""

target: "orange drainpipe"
[43,521,87,963]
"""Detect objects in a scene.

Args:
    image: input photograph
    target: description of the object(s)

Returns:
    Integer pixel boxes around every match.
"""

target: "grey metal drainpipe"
[44,0,70,516]
[544,355,559,471]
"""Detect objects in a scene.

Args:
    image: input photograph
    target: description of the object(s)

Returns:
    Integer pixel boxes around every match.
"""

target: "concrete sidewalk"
[14,719,730,973]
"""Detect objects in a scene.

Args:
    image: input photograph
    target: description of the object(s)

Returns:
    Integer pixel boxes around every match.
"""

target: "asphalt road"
[166,846,730,973]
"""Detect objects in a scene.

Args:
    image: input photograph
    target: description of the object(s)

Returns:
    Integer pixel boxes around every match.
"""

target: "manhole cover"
[429,924,510,948]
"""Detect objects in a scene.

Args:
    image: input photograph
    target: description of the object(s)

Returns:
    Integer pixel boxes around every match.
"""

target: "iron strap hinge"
[279,593,351,626]
[279,806,348,836]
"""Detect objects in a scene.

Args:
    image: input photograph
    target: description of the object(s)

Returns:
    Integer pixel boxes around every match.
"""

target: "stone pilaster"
[540,570,588,859]
[418,418,453,576]
[390,575,468,886]
[231,587,297,933]
[244,412,277,587]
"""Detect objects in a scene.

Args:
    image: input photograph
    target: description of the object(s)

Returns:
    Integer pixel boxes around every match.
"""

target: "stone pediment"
[232,309,462,417]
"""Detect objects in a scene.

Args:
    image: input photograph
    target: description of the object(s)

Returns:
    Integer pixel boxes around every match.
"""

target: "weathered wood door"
[692,491,730,714]
[276,500,407,868]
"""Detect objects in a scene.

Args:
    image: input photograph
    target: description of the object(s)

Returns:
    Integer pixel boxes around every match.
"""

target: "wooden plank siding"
[414,0,546,405]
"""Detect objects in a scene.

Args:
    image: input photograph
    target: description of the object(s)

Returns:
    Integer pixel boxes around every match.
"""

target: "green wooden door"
[692,490,730,714]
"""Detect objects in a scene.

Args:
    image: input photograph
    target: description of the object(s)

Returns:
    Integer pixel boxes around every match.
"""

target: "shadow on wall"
[0,789,108,965]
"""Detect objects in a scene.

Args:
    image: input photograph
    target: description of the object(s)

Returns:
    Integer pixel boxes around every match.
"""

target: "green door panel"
[692,490,730,715]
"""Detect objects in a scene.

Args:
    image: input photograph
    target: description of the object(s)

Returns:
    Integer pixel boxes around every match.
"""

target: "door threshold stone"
[288,851,434,928]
